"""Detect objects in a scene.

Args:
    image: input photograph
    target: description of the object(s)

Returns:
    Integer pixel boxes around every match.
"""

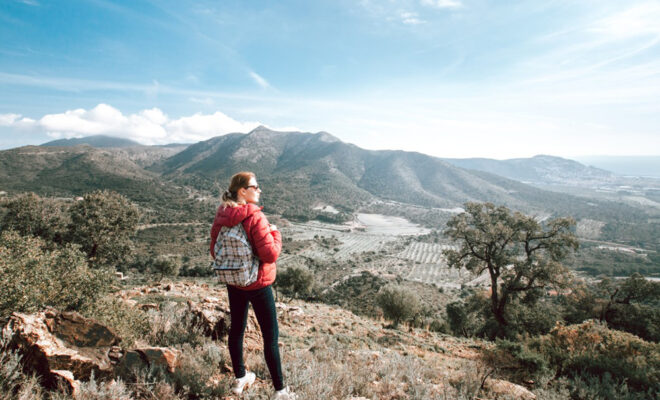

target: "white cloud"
[165,112,261,143]
[420,0,462,10]
[401,11,425,25]
[249,71,271,89]
[0,113,21,126]
[1,104,266,145]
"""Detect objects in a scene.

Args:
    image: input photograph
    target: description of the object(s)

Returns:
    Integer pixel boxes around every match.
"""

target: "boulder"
[2,311,116,389]
[50,311,120,347]
[188,299,229,340]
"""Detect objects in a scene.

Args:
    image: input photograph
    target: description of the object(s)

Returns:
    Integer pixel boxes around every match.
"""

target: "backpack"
[212,223,259,287]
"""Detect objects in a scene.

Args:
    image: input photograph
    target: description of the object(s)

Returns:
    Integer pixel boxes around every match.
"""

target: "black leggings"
[227,284,284,391]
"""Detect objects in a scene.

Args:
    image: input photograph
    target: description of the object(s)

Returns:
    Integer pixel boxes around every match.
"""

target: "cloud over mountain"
[0,104,264,145]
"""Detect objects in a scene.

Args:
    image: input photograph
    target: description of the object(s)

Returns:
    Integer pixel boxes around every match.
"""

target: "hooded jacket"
[210,203,282,290]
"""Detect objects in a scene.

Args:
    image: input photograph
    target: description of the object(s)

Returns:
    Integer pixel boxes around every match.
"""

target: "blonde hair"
[221,171,256,208]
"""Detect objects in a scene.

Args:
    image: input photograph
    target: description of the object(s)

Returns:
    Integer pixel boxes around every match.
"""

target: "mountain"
[152,126,638,221]
[41,135,142,148]
[443,155,615,186]
[1,127,647,225]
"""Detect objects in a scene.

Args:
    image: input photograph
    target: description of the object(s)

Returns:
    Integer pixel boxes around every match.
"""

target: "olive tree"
[443,202,578,336]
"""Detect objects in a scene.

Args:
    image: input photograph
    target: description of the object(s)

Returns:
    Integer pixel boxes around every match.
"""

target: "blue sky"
[1,0,659,158]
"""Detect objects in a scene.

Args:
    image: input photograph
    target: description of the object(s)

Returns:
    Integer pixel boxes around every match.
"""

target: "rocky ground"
[2,280,537,399]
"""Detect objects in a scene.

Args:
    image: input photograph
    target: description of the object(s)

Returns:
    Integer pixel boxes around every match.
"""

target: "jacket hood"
[214,203,262,227]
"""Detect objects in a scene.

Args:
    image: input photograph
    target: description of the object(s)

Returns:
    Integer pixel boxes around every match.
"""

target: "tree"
[0,193,68,244]
[67,190,139,269]
[376,284,421,328]
[443,202,578,337]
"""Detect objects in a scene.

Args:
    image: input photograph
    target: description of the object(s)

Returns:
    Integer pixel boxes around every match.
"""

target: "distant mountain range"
[443,155,615,186]
[0,127,649,224]
[41,135,142,148]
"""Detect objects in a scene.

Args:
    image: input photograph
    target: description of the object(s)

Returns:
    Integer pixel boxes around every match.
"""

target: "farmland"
[278,213,480,289]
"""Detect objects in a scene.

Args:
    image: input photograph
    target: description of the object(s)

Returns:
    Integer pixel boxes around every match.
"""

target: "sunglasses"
[245,185,260,191]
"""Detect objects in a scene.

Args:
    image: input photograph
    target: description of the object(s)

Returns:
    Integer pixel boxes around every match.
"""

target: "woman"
[210,171,296,400]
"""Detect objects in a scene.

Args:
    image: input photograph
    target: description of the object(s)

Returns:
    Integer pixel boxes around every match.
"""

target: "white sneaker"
[271,386,297,400]
[231,371,256,395]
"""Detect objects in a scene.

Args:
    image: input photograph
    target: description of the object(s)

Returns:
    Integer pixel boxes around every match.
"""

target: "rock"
[485,378,536,400]
[51,370,80,396]
[288,306,304,317]
[188,301,229,340]
[116,347,180,376]
[2,311,116,389]
[203,296,220,303]
[164,283,173,291]
[51,311,120,347]
[139,303,159,312]
[108,346,124,365]
[123,299,138,308]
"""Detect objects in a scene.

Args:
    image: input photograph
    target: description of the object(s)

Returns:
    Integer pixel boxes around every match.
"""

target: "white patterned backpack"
[212,223,259,287]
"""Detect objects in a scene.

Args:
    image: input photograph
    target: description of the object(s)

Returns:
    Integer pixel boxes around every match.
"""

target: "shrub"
[532,320,660,396]
[150,256,181,281]
[169,343,227,399]
[276,265,315,300]
[147,303,206,348]
[376,284,422,328]
[0,231,114,318]
[0,333,45,400]
[484,339,550,383]
[85,297,151,347]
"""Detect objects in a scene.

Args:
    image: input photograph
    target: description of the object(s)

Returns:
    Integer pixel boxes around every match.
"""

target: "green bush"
[276,265,315,299]
[532,320,660,396]
[85,297,151,347]
[376,284,422,328]
[150,256,181,281]
[0,231,114,318]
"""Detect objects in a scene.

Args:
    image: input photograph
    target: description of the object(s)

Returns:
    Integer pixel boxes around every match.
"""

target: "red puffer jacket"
[210,203,282,290]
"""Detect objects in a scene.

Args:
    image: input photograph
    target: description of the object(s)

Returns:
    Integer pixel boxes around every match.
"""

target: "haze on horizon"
[1,0,659,159]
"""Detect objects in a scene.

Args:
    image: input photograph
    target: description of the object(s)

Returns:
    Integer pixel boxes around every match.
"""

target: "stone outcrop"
[2,311,117,389]
[2,310,181,393]
[187,298,229,340]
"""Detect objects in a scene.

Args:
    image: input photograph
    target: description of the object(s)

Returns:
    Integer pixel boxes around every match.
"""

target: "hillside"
[0,145,207,223]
